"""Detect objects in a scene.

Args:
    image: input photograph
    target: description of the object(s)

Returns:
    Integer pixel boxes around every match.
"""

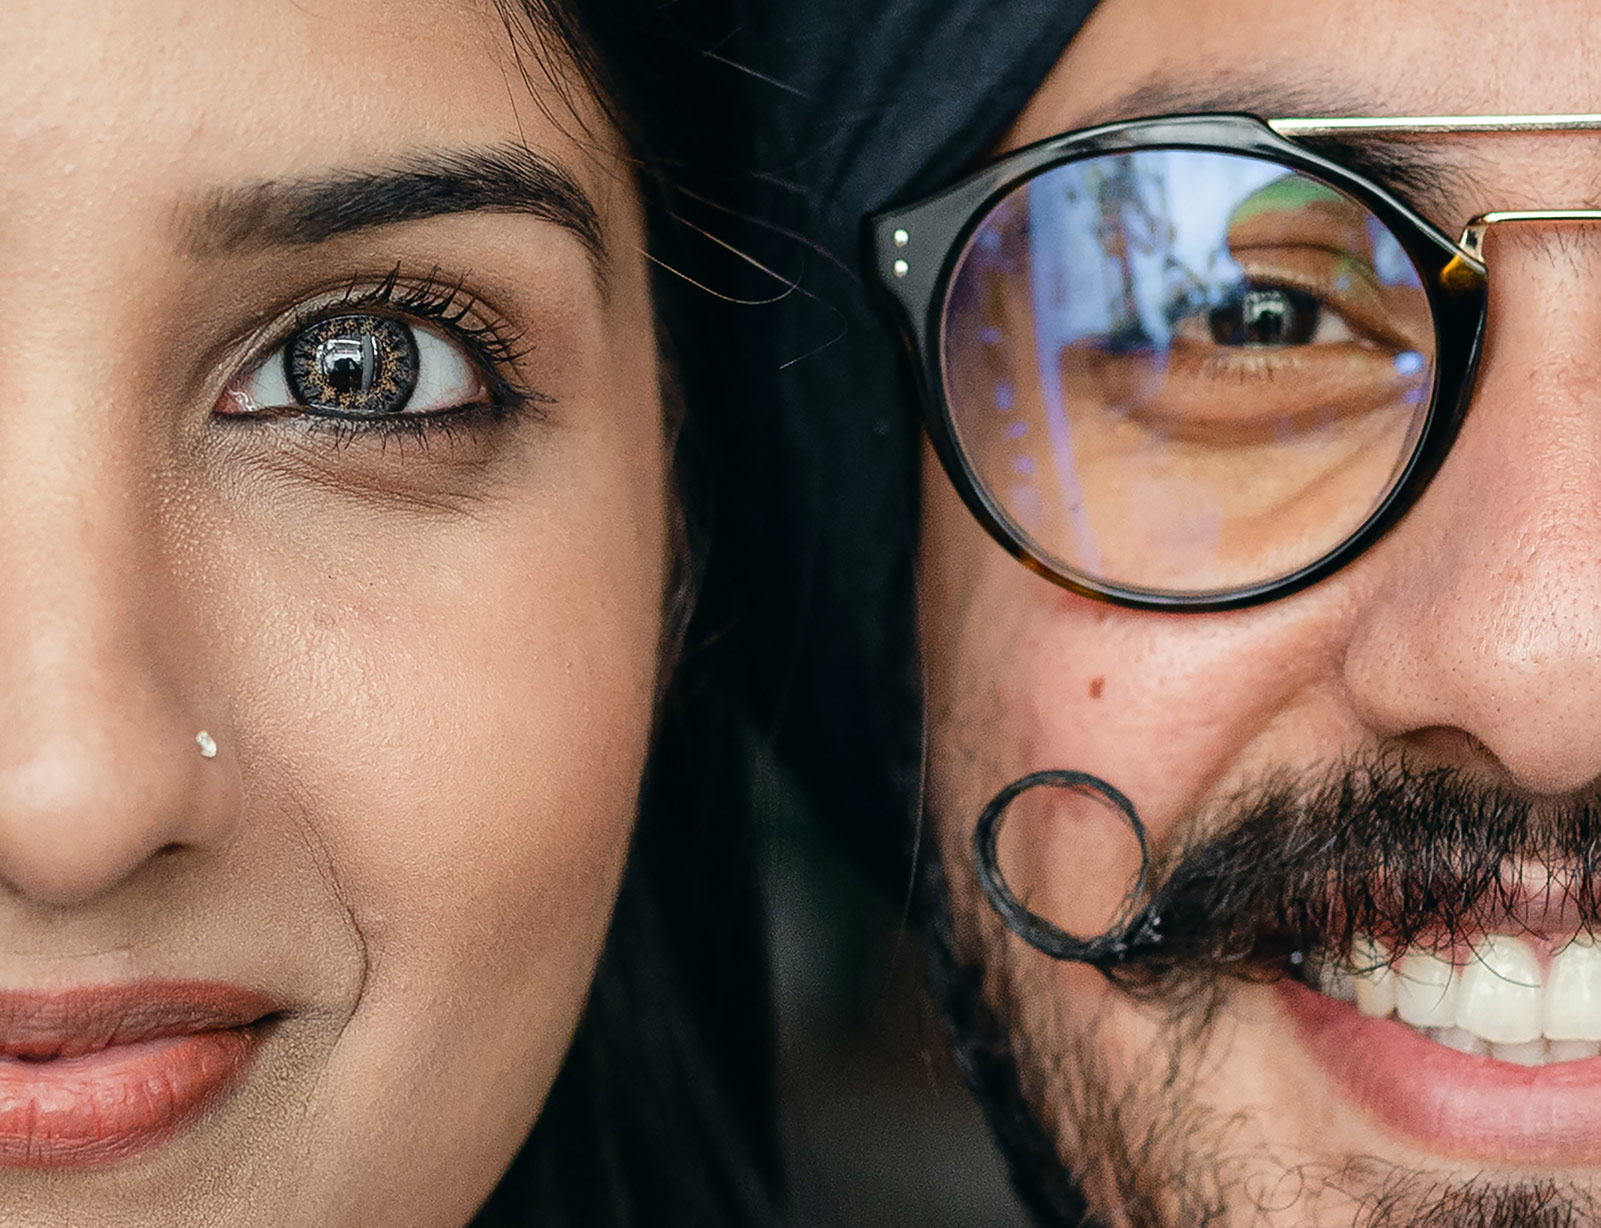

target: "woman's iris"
[287,315,420,416]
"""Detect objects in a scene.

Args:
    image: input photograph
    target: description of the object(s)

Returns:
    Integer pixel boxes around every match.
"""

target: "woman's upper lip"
[0,981,278,1060]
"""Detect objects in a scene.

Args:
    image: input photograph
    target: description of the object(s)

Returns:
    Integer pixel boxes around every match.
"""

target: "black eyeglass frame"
[865,113,1491,612]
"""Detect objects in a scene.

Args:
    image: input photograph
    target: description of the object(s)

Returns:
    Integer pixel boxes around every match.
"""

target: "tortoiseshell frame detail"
[866,114,1490,613]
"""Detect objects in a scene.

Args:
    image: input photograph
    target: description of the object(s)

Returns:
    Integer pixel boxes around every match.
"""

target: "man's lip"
[1280,979,1601,1164]
[0,980,278,1060]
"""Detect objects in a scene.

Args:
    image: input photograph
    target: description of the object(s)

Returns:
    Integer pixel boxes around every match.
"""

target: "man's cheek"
[957,594,1287,794]
[930,598,1350,962]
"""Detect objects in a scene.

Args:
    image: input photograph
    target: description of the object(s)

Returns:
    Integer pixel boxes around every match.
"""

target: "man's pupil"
[1210,286,1319,347]
[1242,289,1289,342]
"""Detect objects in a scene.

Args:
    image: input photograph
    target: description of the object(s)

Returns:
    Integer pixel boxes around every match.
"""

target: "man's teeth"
[1394,947,1458,1027]
[1544,938,1601,1041]
[1457,935,1541,1043]
[1316,934,1601,1066]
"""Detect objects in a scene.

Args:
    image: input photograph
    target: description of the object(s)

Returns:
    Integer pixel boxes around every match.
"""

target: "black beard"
[921,756,1601,1226]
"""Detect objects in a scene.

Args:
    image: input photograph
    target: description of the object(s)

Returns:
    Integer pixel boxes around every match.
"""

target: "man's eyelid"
[1224,252,1423,349]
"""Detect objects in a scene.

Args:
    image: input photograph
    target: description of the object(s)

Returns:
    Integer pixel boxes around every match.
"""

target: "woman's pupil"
[317,335,378,395]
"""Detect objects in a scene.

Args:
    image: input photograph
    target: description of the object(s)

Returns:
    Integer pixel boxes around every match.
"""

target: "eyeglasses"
[868,113,1601,611]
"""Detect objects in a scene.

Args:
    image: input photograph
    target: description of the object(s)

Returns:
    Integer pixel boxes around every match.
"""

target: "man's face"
[920,0,1601,1222]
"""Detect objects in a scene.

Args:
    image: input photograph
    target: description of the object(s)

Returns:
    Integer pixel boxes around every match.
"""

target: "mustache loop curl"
[972,770,1162,968]
[973,758,1601,999]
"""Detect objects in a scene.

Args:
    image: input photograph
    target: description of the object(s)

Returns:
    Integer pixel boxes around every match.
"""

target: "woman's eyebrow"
[180,143,606,266]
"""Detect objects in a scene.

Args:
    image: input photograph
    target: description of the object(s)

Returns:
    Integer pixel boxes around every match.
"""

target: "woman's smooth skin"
[0,2,666,1224]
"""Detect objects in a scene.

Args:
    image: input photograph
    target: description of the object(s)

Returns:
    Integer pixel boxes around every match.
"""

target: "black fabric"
[723,0,1104,889]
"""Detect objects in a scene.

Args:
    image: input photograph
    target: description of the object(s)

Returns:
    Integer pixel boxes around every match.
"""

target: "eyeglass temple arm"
[1268,115,1601,265]
[1268,115,1601,137]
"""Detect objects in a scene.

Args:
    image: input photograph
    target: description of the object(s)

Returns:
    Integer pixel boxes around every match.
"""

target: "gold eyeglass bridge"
[1267,114,1601,269]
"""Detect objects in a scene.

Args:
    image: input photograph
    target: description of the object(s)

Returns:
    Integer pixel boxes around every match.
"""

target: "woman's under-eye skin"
[0,2,667,1225]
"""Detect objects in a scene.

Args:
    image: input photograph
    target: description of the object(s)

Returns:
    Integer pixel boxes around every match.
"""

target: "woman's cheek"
[194,442,665,1188]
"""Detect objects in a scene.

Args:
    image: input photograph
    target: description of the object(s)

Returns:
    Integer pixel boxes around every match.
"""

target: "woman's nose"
[0,396,239,907]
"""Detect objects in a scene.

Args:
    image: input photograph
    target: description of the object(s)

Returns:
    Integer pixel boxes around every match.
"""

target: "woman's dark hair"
[469,4,784,1226]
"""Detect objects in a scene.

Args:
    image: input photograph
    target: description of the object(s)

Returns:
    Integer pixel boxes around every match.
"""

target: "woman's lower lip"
[0,1027,263,1170]
[0,1029,261,1168]
[1280,978,1601,1163]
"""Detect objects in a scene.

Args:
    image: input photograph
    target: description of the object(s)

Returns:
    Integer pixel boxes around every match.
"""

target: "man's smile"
[1286,964,1601,1164]
[1313,931,1601,1067]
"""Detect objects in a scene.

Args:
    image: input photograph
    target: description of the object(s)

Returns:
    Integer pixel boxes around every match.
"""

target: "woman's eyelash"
[215,264,558,462]
[269,265,549,426]
[302,265,534,373]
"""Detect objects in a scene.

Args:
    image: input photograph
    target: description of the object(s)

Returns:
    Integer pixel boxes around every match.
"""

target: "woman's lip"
[0,981,275,1059]
[1281,979,1601,1163]
[0,981,276,1168]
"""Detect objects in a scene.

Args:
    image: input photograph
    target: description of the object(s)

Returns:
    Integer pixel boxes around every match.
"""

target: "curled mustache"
[973,758,1601,996]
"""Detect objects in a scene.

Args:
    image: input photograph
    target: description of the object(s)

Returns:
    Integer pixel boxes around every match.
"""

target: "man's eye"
[222,314,486,420]
[1206,285,1355,348]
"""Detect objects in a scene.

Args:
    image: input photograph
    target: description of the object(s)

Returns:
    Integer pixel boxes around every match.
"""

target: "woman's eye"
[1206,285,1355,348]
[222,314,486,420]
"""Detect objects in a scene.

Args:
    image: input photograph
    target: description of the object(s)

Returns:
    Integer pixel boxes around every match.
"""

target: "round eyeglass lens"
[940,149,1436,599]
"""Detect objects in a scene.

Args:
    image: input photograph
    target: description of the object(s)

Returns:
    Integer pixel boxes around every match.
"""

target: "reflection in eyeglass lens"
[941,149,1435,596]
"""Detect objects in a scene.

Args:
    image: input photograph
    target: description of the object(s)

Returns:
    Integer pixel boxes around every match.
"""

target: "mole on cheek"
[1089,677,1105,700]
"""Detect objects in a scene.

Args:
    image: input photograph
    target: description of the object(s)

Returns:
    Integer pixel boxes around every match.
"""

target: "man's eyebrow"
[1066,79,1483,226]
[182,143,606,265]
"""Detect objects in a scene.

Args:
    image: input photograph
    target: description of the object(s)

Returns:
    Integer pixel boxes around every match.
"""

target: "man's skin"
[920,1,1601,1222]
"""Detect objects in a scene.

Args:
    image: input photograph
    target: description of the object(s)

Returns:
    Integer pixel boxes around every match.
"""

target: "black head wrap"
[700,12,1104,1220]
[722,1,1103,887]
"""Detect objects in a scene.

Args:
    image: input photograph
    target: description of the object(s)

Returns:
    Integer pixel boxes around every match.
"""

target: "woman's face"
[0,2,666,1224]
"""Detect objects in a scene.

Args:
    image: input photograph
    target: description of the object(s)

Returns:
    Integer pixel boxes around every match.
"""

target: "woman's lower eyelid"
[286,399,518,446]
[216,383,537,439]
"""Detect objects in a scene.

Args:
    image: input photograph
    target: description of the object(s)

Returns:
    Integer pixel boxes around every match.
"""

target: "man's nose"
[1344,231,1601,795]
[0,403,238,907]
